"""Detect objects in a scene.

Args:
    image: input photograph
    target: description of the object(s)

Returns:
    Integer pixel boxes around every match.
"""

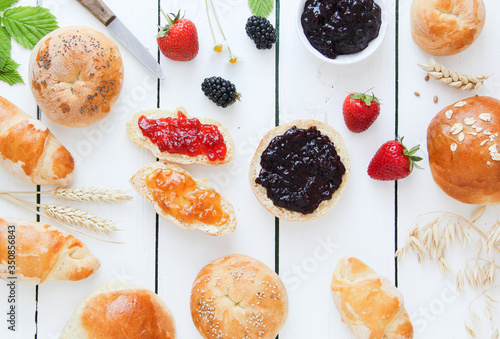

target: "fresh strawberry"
[157,10,199,61]
[368,137,422,181]
[342,92,381,133]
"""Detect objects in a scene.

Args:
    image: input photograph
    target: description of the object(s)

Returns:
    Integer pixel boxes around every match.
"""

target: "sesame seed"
[450,143,457,152]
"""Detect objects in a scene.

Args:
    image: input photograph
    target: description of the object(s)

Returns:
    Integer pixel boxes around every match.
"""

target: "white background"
[1,0,499,338]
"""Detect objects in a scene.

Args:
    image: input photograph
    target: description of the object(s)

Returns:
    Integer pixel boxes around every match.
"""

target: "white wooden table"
[1,0,499,338]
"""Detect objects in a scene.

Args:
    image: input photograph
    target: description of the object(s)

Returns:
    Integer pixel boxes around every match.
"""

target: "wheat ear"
[44,205,117,234]
[419,58,491,90]
[0,193,121,243]
[0,193,118,234]
[0,187,132,203]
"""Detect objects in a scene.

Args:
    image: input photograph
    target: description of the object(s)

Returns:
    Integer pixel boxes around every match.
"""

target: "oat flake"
[464,117,475,125]
[479,113,492,121]
[450,123,463,135]
[445,110,453,119]
[488,144,500,161]
[454,101,467,108]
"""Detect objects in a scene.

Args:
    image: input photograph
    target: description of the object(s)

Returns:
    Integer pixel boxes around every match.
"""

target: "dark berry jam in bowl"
[296,0,387,64]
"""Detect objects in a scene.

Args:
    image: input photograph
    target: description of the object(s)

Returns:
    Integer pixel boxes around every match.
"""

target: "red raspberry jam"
[138,111,227,161]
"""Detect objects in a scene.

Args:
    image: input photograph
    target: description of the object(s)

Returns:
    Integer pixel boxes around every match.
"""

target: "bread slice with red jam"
[127,107,234,165]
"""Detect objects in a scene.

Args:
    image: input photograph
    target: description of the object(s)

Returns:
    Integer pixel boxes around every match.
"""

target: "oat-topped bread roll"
[29,26,124,127]
[127,107,234,165]
[331,257,414,339]
[191,254,288,339]
[0,96,74,185]
[130,161,236,236]
[61,281,176,338]
[427,96,500,204]
[0,218,100,284]
[410,0,485,56]
[249,119,350,221]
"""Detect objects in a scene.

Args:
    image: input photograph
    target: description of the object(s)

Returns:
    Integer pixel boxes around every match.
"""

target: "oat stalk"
[0,193,121,243]
[397,207,500,338]
[0,187,132,203]
[419,58,491,91]
[467,285,500,339]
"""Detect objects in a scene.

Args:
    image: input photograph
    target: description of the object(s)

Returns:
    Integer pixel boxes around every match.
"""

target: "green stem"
[209,0,227,41]
[205,0,218,45]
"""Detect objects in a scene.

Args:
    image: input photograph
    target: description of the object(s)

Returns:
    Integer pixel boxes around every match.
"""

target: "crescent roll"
[330,257,413,339]
[0,218,100,284]
[0,96,74,185]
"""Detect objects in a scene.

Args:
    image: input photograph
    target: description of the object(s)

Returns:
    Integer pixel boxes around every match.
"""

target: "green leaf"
[0,26,11,69]
[0,0,18,12]
[248,0,274,18]
[0,57,23,85]
[3,6,58,49]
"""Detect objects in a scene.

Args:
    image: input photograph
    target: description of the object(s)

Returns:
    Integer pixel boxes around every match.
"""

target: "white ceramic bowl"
[296,0,388,65]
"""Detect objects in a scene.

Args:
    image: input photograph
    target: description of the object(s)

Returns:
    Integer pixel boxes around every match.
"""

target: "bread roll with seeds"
[61,281,176,338]
[331,257,414,339]
[427,96,500,204]
[249,119,350,221]
[130,161,236,236]
[190,254,288,339]
[0,96,74,185]
[410,0,485,56]
[29,26,124,127]
[126,107,234,165]
[0,218,100,284]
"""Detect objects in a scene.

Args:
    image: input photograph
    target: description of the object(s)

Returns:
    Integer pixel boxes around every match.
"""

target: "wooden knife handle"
[76,0,116,26]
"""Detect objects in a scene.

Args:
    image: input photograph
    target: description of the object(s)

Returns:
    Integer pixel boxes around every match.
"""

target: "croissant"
[0,218,100,284]
[0,96,74,185]
[330,257,414,339]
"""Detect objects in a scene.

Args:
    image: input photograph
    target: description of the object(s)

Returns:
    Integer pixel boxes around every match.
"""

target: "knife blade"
[76,0,165,80]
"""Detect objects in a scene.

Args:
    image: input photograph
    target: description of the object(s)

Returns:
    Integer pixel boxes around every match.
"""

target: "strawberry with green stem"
[205,0,237,63]
[342,91,381,133]
[368,137,423,181]
[157,10,199,62]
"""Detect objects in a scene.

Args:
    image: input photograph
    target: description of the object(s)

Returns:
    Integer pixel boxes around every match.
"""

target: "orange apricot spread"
[145,168,229,226]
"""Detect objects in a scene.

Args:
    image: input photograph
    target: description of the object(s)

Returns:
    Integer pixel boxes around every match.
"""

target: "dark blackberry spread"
[301,0,382,59]
[255,126,346,214]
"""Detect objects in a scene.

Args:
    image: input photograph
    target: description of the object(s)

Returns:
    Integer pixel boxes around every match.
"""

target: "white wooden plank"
[397,0,500,338]
[279,0,397,337]
[0,0,42,337]
[30,0,159,337]
[156,1,278,337]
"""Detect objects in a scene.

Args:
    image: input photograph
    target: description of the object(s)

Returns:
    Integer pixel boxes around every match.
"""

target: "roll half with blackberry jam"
[249,120,350,221]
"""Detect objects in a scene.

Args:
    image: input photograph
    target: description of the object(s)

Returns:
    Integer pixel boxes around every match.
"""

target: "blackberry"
[245,16,277,50]
[201,76,240,108]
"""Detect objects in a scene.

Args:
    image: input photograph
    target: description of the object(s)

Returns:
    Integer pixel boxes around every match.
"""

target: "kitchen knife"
[76,0,165,79]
